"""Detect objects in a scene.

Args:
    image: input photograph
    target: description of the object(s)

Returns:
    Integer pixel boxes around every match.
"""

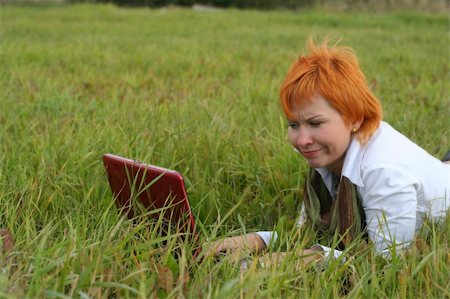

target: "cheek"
[335,134,352,152]
[286,131,296,146]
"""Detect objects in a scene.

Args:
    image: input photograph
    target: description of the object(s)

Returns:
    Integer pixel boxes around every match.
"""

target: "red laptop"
[102,153,196,236]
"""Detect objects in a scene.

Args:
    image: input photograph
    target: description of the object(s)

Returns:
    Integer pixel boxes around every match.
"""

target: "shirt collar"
[341,137,365,187]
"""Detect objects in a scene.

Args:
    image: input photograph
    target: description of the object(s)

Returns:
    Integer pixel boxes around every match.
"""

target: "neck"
[326,154,345,177]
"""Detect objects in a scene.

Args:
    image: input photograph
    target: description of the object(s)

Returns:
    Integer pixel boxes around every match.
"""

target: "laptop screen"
[102,153,195,235]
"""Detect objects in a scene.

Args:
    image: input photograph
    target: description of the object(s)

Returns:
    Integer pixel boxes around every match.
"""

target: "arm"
[313,166,419,259]
[296,203,346,260]
[361,165,418,256]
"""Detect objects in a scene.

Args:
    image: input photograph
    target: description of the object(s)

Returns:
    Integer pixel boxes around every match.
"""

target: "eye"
[309,121,322,128]
[287,121,299,129]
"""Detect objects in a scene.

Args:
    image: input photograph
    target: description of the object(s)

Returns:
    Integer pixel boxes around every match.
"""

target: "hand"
[257,249,324,270]
[203,233,266,258]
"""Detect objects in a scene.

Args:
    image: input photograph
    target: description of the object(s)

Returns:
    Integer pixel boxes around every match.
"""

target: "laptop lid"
[102,153,195,235]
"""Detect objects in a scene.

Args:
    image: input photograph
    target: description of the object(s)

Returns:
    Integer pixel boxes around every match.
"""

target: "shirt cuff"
[313,244,344,260]
[255,231,278,247]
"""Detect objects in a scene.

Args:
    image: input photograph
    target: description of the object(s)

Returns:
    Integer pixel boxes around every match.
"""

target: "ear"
[351,118,364,131]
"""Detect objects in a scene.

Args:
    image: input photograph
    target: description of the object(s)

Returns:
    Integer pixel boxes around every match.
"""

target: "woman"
[206,40,450,264]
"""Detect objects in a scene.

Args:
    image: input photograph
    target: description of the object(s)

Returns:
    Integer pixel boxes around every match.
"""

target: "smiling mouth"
[301,149,322,158]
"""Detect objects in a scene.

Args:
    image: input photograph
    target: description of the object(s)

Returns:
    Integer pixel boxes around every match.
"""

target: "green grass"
[0,4,449,298]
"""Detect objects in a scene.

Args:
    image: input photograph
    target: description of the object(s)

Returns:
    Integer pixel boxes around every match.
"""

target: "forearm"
[247,233,267,253]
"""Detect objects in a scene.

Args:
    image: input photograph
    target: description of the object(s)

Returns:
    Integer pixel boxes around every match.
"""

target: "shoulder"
[357,123,423,194]
[360,163,419,195]
[350,122,448,200]
[364,122,418,159]
[342,122,420,188]
[361,121,438,172]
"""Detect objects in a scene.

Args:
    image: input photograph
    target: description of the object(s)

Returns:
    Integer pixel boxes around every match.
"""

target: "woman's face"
[287,95,359,175]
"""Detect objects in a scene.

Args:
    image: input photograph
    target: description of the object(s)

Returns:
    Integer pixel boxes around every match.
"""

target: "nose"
[295,127,314,149]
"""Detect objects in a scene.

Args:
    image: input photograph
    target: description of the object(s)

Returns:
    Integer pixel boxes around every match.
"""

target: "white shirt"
[257,122,450,257]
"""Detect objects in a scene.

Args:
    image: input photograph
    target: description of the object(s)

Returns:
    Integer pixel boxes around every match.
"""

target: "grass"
[0,4,449,298]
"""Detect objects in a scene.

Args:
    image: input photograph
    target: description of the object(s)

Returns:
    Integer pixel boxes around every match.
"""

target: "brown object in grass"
[0,229,14,254]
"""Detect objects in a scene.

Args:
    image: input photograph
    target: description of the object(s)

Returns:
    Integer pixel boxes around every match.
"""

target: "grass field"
[0,4,449,298]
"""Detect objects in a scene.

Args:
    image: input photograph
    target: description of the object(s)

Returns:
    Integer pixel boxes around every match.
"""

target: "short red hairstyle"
[280,39,382,142]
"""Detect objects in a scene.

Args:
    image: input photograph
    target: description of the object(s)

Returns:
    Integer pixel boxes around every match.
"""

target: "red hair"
[280,39,382,142]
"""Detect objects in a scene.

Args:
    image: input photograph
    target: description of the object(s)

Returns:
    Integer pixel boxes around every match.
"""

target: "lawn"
[0,4,449,298]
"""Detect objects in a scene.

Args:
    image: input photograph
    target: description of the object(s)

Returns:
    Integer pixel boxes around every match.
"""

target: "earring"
[352,127,358,133]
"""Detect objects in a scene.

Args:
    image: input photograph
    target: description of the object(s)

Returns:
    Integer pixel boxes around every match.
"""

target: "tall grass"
[0,4,449,298]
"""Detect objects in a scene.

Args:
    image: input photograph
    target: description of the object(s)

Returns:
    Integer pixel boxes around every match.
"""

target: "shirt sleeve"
[256,202,307,248]
[314,245,344,259]
[361,165,419,257]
